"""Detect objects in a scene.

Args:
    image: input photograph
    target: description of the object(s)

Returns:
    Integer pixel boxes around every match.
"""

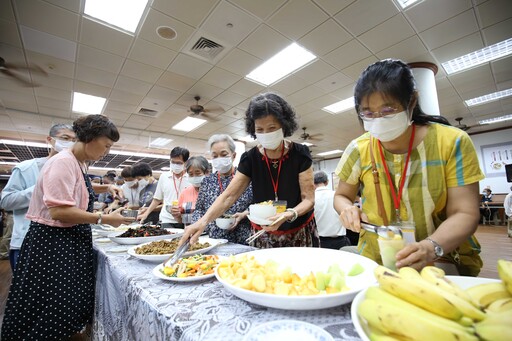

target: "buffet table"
[92,239,361,341]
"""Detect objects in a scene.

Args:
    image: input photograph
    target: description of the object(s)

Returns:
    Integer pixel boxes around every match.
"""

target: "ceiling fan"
[188,96,223,120]
[299,127,323,141]
[0,56,48,87]
[454,117,480,131]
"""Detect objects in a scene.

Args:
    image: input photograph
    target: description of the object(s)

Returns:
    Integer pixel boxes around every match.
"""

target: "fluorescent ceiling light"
[302,142,313,146]
[317,149,343,156]
[246,43,317,86]
[238,135,256,143]
[442,38,512,75]
[149,137,173,148]
[323,97,355,114]
[172,117,207,132]
[479,114,512,125]
[0,162,18,166]
[0,139,48,148]
[465,88,512,106]
[109,149,169,159]
[72,92,106,115]
[395,0,422,9]
[84,0,148,33]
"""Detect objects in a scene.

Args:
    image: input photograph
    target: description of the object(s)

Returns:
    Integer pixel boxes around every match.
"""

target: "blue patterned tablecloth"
[92,237,362,341]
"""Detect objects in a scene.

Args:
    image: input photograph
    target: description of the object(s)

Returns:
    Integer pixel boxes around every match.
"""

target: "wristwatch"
[96,212,102,225]
[425,238,444,259]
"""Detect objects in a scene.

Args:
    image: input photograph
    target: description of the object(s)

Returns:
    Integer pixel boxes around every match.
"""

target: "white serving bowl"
[249,204,276,220]
[215,217,235,229]
[215,247,378,310]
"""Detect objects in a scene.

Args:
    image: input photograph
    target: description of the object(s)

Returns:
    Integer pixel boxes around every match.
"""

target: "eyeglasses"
[54,135,77,142]
[358,107,399,121]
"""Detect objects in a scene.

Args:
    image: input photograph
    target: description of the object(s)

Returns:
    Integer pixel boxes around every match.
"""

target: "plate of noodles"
[127,236,228,262]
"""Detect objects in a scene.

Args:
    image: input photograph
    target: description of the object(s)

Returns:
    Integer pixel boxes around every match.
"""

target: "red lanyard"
[172,174,183,197]
[377,125,416,222]
[263,142,285,201]
[217,168,234,193]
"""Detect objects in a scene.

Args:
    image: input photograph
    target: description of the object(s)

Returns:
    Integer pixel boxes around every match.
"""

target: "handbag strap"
[369,136,389,226]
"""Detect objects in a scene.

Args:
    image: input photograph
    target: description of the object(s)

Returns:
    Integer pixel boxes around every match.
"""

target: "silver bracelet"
[286,208,298,222]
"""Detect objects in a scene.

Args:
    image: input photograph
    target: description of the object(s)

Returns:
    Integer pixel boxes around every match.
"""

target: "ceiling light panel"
[72,92,106,115]
[322,97,355,114]
[172,117,207,132]
[84,0,149,34]
[245,43,317,86]
[465,88,512,107]
[442,38,512,75]
[394,0,422,9]
[479,114,512,125]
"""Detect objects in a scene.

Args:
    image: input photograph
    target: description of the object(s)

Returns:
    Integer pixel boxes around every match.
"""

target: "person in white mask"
[131,162,159,224]
[180,93,319,249]
[137,146,190,228]
[120,166,140,208]
[173,156,209,225]
[333,59,484,277]
[1,123,75,271]
[191,134,253,244]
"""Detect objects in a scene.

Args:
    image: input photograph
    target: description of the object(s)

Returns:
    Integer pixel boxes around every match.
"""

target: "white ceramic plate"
[152,255,224,282]
[243,320,334,341]
[247,215,272,226]
[351,276,500,341]
[127,237,228,262]
[215,247,379,310]
[109,228,184,245]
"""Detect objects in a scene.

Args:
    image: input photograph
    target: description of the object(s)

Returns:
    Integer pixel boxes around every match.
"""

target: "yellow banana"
[365,286,474,332]
[420,266,478,307]
[474,310,512,341]
[466,282,511,308]
[486,297,512,313]
[368,327,409,341]
[375,266,486,321]
[497,259,512,295]
[358,298,478,341]
[398,266,422,279]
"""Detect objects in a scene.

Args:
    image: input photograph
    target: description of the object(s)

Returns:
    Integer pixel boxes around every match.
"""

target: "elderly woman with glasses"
[333,59,484,276]
[191,134,253,244]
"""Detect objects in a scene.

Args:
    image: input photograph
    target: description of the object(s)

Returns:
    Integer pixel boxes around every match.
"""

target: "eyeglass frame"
[358,106,402,121]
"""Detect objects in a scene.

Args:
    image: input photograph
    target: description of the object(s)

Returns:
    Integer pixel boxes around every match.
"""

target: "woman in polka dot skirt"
[1,115,135,340]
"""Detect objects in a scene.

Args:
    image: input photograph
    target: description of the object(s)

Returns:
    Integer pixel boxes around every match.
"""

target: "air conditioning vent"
[189,37,224,61]
[137,108,159,117]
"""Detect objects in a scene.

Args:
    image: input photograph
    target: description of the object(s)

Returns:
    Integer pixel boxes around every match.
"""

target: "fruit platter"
[352,259,512,341]
[214,247,378,310]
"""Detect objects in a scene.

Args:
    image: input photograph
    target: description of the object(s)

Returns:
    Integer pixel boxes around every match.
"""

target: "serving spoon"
[360,222,403,240]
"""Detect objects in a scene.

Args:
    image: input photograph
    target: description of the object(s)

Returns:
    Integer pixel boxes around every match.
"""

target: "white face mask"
[170,162,184,174]
[138,178,149,189]
[53,138,75,152]
[363,111,411,142]
[211,156,233,174]
[188,176,204,187]
[125,180,137,188]
[256,128,284,150]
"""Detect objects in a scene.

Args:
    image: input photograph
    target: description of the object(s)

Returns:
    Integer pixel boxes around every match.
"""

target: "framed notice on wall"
[480,142,512,177]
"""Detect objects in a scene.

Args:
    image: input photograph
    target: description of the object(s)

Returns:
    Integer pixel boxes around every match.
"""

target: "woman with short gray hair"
[191,134,253,244]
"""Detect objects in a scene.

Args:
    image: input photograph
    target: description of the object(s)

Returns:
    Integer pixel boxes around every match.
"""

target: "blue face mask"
[188,176,205,187]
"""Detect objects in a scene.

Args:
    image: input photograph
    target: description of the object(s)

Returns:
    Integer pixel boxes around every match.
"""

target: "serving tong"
[163,237,190,267]
[360,222,403,240]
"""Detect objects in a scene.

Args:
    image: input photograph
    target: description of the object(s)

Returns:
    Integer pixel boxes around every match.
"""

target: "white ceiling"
[1,0,511,164]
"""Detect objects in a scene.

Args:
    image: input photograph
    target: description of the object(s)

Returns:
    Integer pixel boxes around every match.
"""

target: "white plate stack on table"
[243,320,334,341]
[128,237,228,262]
[109,227,184,245]
[214,247,379,310]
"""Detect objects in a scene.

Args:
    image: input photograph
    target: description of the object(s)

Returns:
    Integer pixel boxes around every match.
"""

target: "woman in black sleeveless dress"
[2,115,134,340]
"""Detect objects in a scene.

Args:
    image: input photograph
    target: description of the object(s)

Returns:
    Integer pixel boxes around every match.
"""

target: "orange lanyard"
[172,174,183,197]
[377,125,416,223]
[263,142,285,201]
[217,168,235,193]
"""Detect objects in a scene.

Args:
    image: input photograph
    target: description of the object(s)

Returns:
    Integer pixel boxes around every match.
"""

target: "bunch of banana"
[497,259,512,295]
[357,260,512,341]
